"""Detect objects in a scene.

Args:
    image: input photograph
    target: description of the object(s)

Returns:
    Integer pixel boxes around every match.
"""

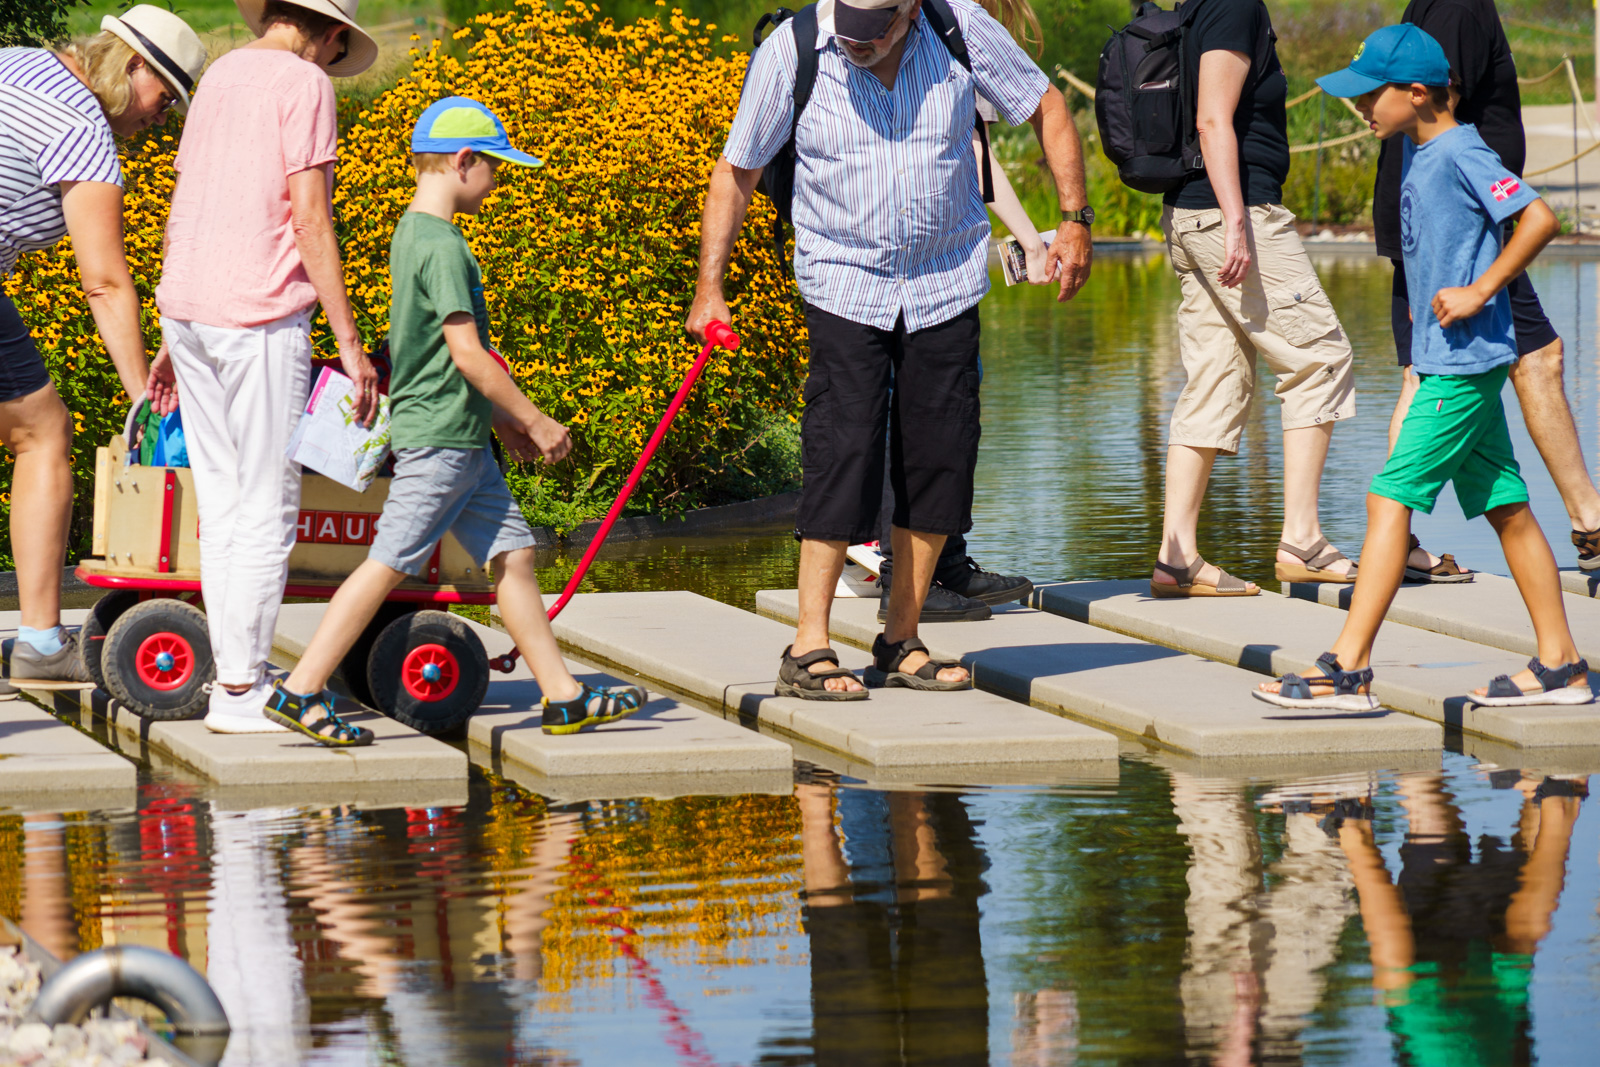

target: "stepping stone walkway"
[274,605,791,785]
[1286,573,1600,665]
[1562,568,1598,599]
[0,611,133,806]
[547,592,1119,769]
[755,591,1439,758]
[1034,580,1600,748]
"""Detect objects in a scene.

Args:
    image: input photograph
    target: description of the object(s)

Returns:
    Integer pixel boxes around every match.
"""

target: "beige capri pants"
[1163,203,1356,455]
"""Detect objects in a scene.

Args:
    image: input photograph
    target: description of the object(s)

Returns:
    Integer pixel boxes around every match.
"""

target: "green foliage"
[0,0,85,46]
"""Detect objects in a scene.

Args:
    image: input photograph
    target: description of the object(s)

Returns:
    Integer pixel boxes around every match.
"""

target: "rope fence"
[1057,57,1599,163]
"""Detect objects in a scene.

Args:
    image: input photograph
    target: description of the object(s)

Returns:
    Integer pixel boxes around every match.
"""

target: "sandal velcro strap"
[1279,673,1311,701]
[1279,537,1347,571]
[1527,656,1589,692]
[1485,674,1522,699]
[791,647,844,670]
[1315,652,1373,695]
[874,635,929,673]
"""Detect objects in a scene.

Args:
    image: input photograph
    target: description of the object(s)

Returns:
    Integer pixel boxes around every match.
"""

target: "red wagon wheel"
[134,631,195,691]
[401,642,460,702]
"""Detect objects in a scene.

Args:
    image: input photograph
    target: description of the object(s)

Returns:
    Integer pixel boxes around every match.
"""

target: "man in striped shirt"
[687,0,1092,698]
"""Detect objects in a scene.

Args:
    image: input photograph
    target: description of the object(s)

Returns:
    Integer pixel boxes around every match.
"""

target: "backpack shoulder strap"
[789,5,819,141]
[921,0,971,71]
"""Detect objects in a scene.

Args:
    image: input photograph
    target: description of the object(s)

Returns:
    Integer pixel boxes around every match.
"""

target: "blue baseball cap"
[411,97,541,167]
[1316,24,1452,99]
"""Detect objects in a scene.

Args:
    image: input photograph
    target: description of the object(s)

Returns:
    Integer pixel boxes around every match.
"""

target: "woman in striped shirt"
[0,6,204,692]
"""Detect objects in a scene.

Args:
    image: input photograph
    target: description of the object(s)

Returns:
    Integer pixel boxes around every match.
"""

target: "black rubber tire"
[367,610,487,736]
[81,590,140,692]
[338,601,418,708]
[101,598,215,720]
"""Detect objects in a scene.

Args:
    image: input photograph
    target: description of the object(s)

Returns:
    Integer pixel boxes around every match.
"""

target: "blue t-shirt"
[1400,124,1539,375]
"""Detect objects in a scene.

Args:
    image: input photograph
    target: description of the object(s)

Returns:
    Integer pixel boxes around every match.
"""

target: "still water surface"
[6,254,1600,1065]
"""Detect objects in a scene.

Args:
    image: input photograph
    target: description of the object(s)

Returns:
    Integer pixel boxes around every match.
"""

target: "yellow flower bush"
[339,0,805,526]
[0,0,805,565]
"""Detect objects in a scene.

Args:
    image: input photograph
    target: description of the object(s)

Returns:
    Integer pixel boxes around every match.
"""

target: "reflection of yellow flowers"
[3,0,806,559]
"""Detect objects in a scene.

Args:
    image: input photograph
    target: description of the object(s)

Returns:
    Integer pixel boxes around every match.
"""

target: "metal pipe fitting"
[27,945,230,1037]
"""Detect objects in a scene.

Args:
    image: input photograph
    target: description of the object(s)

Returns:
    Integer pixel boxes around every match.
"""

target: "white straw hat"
[234,0,380,78]
[99,5,208,113]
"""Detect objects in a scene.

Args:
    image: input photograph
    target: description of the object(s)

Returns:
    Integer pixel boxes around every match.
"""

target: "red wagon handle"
[488,321,740,674]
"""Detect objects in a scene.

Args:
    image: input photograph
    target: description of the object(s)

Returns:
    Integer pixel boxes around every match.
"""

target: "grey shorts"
[368,446,537,575]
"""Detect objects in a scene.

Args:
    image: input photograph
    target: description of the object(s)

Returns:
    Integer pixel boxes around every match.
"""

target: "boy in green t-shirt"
[264,97,646,746]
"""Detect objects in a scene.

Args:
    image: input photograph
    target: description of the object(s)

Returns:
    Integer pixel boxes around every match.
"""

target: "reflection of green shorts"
[1370,365,1528,518]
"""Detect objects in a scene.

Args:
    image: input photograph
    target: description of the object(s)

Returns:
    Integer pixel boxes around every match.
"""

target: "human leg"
[0,385,73,634]
[791,305,894,694]
[282,559,407,696]
[878,306,981,685]
[1275,422,1355,579]
[1468,502,1586,701]
[1509,337,1600,541]
[1154,207,1259,592]
[492,546,580,705]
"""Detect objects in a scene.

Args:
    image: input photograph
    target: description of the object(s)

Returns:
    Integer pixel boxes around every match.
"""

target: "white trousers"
[162,312,310,687]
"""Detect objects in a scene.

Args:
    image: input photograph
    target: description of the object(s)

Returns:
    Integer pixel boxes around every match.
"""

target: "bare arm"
[442,314,571,463]
[288,166,377,424]
[1433,199,1560,327]
[1026,85,1091,301]
[685,156,763,342]
[59,180,174,409]
[974,129,1055,284]
[1194,49,1252,288]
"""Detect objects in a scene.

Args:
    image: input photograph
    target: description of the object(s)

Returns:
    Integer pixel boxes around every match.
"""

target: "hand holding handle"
[705,320,741,351]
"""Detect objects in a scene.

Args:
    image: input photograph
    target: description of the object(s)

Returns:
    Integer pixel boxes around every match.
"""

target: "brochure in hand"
[287,366,392,492]
[998,230,1061,286]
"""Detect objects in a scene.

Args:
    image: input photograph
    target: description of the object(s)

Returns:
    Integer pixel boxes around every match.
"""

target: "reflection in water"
[794,785,991,1066]
[1,755,1597,1064]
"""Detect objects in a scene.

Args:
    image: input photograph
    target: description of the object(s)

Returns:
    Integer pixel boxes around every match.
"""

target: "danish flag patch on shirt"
[1490,177,1521,202]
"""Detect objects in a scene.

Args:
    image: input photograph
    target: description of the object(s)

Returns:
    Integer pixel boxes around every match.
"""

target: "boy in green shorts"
[1256,25,1592,711]
[264,97,646,746]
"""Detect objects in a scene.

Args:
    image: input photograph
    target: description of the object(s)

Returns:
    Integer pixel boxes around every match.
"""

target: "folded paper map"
[287,367,392,492]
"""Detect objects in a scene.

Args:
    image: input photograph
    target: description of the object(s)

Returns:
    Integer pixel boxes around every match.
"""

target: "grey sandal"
[863,635,971,691]
[777,646,867,701]
[1275,536,1356,584]
[1471,657,1594,707]
[1253,652,1379,713]
[1149,557,1258,598]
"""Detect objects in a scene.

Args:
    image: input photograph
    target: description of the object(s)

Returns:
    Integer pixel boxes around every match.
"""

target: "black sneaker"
[935,556,1034,607]
[876,582,991,623]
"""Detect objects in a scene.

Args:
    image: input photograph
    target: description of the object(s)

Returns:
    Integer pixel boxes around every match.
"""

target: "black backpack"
[1095,0,1274,194]
[747,0,993,265]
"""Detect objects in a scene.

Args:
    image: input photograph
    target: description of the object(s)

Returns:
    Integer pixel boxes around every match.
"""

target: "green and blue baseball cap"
[1316,24,1452,98]
[411,97,541,167]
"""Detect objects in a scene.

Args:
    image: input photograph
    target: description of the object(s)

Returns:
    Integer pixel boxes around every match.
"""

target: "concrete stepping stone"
[1286,573,1600,665]
[546,591,1119,769]
[1562,568,1599,598]
[1033,580,1600,748]
[0,699,136,799]
[275,604,793,783]
[755,591,1439,758]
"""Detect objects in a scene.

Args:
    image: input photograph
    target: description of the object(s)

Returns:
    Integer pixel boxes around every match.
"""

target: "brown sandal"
[1149,557,1259,598]
[1403,535,1474,583]
[1275,536,1356,584]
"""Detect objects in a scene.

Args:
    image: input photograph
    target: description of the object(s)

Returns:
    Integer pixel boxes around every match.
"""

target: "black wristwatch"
[1061,207,1095,227]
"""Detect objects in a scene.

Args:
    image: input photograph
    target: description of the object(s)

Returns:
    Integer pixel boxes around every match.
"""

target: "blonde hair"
[412,150,485,174]
[54,33,142,122]
[980,0,1042,57]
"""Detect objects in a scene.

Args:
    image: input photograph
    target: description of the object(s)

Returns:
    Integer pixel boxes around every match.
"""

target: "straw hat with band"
[234,0,380,78]
[99,5,208,113]
[819,0,911,44]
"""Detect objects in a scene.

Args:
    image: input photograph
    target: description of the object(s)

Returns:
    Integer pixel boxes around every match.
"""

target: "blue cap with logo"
[1316,24,1452,99]
[411,96,541,167]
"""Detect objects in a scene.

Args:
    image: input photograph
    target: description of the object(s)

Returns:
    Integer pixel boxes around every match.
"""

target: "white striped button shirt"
[0,48,122,277]
[723,0,1049,332]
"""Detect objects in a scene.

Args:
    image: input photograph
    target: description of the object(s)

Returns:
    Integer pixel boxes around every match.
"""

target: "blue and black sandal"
[263,679,376,747]
[1470,657,1594,707]
[1253,652,1379,712]
[542,681,648,735]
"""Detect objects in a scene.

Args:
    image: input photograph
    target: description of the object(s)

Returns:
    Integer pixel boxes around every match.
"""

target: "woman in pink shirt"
[156,0,379,734]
